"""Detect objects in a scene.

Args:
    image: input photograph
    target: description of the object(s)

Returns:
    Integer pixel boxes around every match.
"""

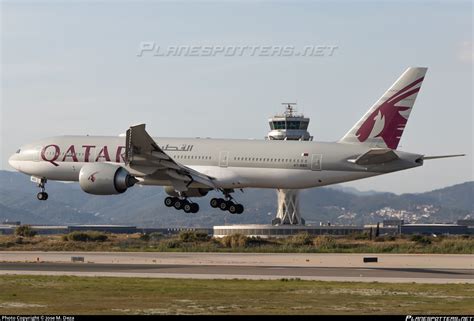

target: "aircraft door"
[311,154,322,171]
[219,151,229,167]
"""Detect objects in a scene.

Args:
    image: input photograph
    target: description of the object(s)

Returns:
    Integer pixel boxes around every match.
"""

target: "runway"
[2,251,473,269]
[1,262,473,284]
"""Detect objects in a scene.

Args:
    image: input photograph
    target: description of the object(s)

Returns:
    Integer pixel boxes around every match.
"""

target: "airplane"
[8,67,465,214]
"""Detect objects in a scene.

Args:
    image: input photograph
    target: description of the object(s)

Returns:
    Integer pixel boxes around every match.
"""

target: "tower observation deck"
[267,103,312,225]
[267,103,313,141]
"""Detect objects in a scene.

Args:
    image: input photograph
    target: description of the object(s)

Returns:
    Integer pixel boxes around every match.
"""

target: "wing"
[125,124,217,191]
[348,148,399,165]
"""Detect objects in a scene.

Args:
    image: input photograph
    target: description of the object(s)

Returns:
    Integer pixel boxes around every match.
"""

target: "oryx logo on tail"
[356,77,423,149]
[340,67,428,150]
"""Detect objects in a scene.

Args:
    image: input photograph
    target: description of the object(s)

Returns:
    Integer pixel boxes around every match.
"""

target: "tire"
[229,203,237,214]
[191,203,199,213]
[210,198,219,208]
[236,204,244,214]
[219,200,228,211]
[174,200,184,210]
[164,197,175,207]
[183,202,192,213]
[37,192,44,201]
[43,193,49,201]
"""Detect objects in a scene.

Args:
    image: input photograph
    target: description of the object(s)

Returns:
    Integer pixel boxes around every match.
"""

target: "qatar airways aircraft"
[8,67,464,214]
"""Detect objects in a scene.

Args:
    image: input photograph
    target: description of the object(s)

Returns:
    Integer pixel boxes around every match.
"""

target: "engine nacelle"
[79,163,137,195]
[164,186,210,198]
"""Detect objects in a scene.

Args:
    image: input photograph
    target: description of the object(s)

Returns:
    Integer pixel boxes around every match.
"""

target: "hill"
[0,170,472,227]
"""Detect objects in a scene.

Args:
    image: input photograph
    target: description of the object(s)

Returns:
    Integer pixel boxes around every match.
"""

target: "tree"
[15,225,37,237]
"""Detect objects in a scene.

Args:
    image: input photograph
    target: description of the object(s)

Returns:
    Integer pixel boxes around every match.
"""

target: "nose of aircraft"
[8,153,19,170]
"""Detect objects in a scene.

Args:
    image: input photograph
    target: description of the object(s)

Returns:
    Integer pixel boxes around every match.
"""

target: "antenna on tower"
[281,102,297,117]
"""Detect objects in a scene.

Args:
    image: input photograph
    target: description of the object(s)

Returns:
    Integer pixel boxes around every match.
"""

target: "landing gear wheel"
[183,202,192,213]
[210,198,220,208]
[219,200,229,211]
[235,204,244,214]
[190,203,199,213]
[164,197,175,207]
[37,192,48,201]
[228,203,237,214]
[174,199,184,210]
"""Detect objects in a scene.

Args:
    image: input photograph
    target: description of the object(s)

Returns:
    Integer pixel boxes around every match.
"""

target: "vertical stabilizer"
[339,67,427,149]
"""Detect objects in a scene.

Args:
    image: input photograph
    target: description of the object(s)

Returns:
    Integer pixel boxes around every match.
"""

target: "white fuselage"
[8,135,422,190]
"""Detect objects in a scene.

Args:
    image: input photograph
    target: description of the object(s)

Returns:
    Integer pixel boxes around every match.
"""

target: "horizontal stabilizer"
[423,154,465,160]
[348,148,399,165]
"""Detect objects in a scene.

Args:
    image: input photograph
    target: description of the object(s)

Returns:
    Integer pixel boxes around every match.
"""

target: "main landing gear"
[36,178,48,201]
[210,194,244,214]
[164,197,200,213]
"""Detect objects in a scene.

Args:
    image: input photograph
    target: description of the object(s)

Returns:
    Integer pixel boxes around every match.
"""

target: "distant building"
[139,227,213,236]
[1,220,21,225]
[0,223,471,237]
[383,219,405,227]
[400,224,469,235]
[214,224,364,238]
[67,225,137,234]
[457,219,474,227]
[0,224,68,235]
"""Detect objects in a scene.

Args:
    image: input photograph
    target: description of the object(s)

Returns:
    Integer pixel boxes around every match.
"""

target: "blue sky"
[1,0,472,193]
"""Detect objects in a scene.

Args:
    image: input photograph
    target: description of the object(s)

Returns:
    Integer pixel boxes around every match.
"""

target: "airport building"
[400,224,470,235]
[213,224,364,238]
[0,222,471,237]
[457,219,474,227]
[0,224,212,236]
[214,223,473,237]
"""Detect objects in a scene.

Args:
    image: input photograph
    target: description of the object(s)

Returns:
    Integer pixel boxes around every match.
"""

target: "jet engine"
[79,163,137,195]
[164,186,210,198]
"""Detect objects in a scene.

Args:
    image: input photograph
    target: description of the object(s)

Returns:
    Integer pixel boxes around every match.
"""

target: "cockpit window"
[16,149,21,154]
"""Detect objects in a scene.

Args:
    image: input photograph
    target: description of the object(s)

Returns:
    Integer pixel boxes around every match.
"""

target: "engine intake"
[79,163,137,195]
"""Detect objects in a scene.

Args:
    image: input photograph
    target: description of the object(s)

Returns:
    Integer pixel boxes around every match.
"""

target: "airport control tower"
[267,103,313,225]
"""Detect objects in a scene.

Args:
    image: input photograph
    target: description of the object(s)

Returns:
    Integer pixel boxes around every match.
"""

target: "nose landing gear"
[35,178,48,201]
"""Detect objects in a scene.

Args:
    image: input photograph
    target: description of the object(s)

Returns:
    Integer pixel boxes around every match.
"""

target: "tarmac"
[0,252,472,283]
